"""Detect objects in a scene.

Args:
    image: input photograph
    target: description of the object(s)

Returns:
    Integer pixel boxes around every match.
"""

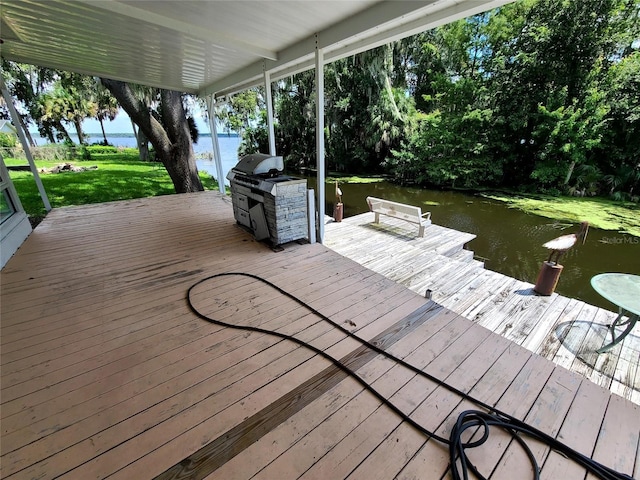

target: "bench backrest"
[366,196,422,219]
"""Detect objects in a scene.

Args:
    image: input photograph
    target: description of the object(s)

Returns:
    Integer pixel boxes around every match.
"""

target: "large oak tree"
[100,79,203,193]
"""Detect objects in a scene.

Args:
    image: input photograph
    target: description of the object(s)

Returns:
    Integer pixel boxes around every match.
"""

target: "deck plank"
[540,378,611,479]
[1,192,636,480]
[586,394,640,480]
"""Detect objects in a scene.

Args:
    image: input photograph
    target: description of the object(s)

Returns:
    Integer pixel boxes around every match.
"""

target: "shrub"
[86,145,118,154]
[29,145,73,161]
[0,133,17,148]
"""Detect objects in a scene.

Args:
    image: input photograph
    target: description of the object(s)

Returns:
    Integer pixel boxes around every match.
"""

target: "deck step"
[449,248,475,263]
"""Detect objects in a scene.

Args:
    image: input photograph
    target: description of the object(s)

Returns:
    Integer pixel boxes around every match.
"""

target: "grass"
[4,153,221,221]
[484,193,640,237]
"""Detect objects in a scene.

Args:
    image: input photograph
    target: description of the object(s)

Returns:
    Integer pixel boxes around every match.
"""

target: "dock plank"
[325,213,640,404]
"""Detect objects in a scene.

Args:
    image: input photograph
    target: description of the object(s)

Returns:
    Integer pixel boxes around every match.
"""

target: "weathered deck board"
[1,192,638,480]
[325,213,640,404]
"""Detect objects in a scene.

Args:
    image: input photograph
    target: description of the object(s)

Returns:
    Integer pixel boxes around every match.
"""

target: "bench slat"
[366,196,431,237]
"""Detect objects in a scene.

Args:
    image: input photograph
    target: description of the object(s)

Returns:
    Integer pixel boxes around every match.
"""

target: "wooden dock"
[1,191,639,479]
[324,212,640,405]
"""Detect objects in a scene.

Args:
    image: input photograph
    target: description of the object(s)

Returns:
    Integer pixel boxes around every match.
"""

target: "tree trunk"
[17,113,36,147]
[138,130,150,162]
[54,121,73,144]
[564,160,576,185]
[73,118,85,144]
[98,117,108,145]
[101,79,203,193]
[130,119,149,161]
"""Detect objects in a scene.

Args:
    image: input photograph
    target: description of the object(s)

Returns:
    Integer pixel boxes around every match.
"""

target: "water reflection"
[315,180,639,311]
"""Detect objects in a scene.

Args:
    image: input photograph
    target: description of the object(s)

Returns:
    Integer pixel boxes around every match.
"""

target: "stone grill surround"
[229,176,308,246]
[262,180,308,245]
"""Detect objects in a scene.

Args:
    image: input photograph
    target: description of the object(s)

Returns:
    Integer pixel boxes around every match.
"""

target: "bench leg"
[418,225,425,237]
[374,212,380,224]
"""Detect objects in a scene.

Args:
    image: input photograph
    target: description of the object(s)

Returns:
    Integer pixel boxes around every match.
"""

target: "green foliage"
[2,61,121,145]
[274,71,317,170]
[0,132,17,148]
[176,0,640,202]
[216,89,263,135]
[85,145,118,154]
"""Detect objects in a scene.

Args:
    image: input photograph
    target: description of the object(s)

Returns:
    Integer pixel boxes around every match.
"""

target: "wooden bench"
[366,196,431,237]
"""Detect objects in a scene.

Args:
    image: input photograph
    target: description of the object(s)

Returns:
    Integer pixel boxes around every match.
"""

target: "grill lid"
[230,153,284,176]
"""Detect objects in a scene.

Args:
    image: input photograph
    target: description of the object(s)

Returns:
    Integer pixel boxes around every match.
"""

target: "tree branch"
[100,78,171,157]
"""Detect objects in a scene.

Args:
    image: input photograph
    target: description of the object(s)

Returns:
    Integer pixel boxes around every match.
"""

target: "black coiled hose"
[187,272,634,480]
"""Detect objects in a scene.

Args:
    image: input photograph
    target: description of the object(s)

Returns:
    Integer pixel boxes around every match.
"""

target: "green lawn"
[4,153,221,221]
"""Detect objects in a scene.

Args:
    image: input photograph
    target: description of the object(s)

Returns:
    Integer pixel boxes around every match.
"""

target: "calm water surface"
[321,181,640,311]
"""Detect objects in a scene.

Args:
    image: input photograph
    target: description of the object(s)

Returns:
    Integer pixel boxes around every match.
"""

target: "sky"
[82,106,213,135]
[81,111,135,135]
[28,105,213,136]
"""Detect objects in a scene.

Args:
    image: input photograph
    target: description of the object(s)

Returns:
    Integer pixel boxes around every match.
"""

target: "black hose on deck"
[186,272,633,480]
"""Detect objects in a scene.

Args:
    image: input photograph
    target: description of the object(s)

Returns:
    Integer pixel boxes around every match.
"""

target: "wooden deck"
[1,191,639,479]
[324,212,640,405]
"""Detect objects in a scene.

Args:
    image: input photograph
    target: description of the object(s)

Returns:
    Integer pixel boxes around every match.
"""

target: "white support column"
[307,189,316,244]
[315,40,325,243]
[205,95,226,194]
[0,77,51,211]
[264,67,277,156]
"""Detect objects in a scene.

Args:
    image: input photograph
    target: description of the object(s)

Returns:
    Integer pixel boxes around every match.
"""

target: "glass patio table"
[591,273,640,353]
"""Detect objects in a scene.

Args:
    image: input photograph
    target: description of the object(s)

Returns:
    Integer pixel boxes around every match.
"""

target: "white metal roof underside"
[0,0,511,100]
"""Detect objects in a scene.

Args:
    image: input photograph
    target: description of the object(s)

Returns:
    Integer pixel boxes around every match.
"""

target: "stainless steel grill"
[227,154,308,245]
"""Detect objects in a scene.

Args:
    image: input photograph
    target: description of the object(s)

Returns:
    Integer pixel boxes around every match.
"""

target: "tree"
[34,85,74,144]
[486,0,626,189]
[124,84,158,161]
[2,62,111,146]
[94,85,119,145]
[36,79,97,144]
[216,89,262,135]
[274,72,317,170]
[1,60,61,144]
[56,72,100,144]
[100,79,203,193]
[209,0,640,199]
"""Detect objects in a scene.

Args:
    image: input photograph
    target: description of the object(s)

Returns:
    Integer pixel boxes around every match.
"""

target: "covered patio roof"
[1,0,511,99]
[2,4,640,478]
[0,0,516,246]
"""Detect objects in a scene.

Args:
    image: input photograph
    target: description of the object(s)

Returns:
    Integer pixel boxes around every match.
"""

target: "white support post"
[315,40,325,243]
[264,67,277,156]
[307,188,316,244]
[0,77,51,211]
[205,95,226,194]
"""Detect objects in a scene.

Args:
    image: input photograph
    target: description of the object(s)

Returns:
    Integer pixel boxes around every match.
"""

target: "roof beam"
[324,0,514,65]
[77,0,278,61]
[199,0,508,98]
[199,0,433,97]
